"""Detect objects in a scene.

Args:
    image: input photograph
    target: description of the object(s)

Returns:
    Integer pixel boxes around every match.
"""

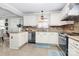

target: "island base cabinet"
[68,38,79,56]
[36,32,58,45]
[10,32,28,49]
[10,34,19,49]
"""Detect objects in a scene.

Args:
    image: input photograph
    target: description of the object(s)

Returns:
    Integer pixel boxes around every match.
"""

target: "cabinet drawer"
[69,50,79,56]
[69,38,79,56]
[69,44,79,56]
[69,38,79,49]
[69,45,79,55]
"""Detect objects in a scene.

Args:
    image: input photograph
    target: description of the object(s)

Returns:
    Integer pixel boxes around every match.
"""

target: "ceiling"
[0,7,16,17]
[9,3,66,13]
[0,3,66,17]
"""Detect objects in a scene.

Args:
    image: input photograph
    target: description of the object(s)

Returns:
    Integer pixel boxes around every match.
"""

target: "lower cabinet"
[9,32,28,49]
[36,32,58,45]
[68,38,79,56]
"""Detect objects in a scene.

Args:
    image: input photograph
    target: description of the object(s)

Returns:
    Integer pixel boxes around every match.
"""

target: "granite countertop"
[23,26,63,32]
[9,31,27,34]
[68,35,79,42]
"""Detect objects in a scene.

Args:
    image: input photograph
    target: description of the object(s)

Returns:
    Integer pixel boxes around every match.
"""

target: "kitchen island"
[9,32,28,49]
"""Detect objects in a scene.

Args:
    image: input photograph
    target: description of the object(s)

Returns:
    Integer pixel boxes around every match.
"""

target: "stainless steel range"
[58,33,68,56]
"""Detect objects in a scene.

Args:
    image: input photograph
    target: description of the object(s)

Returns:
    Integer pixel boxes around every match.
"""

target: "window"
[0,20,5,30]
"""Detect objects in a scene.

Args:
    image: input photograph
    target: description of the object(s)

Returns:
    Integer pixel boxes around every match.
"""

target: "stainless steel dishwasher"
[28,32,35,43]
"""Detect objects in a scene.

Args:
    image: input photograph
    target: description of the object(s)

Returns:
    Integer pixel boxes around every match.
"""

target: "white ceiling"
[0,3,66,17]
[0,7,16,17]
[9,3,66,13]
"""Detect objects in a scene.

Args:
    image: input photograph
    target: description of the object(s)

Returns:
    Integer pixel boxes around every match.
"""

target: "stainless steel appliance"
[58,33,68,56]
[28,32,35,43]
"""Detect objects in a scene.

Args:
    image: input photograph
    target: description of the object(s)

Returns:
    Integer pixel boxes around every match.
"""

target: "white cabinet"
[23,15,37,26]
[49,13,64,26]
[36,32,58,45]
[49,13,74,26]
[10,33,18,49]
[68,38,79,56]
[10,32,28,49]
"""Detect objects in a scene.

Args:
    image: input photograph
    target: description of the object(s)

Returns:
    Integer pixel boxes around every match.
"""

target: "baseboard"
[19,42,27,49]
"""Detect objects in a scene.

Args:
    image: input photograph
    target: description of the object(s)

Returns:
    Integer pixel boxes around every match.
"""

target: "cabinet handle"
[11,36,13,39]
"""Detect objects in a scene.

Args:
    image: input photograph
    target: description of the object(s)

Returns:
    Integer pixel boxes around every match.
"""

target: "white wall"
[0,19,5,37]
[23,14,37,26]
[8,17,23,32]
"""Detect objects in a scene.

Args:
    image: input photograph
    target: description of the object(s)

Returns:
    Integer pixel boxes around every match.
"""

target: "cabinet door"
[49,13,72,26]
[68,38,79,56]
[49,13,62,26]
[10,34,19,49]
[47,32,58,44]
[18,32,28,46]
[36,32,58,45]
[23,15,37,26]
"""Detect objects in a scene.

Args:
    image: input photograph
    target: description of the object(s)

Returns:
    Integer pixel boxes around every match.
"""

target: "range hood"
[62,16,79,21]
[68,5,79,16]
[62,4,79,21]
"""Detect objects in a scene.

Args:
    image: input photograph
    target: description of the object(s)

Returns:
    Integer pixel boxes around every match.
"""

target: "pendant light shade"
[41,10,44,20]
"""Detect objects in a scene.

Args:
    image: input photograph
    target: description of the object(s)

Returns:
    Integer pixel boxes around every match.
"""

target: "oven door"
[59,34,68,56]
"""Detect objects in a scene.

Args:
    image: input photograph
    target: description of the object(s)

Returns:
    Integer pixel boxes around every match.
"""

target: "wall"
[23,14,37,26]
[0,19,5,37]
[0,17,23,33]
[8,17,23,32]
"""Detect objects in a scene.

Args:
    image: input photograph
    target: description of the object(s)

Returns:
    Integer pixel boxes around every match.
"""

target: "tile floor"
[0,43,63,56]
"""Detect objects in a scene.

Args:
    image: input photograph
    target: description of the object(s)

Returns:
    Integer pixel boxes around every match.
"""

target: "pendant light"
[41,10,44,20]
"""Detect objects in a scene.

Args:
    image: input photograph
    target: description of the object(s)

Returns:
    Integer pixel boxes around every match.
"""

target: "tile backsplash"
[74,21,79,33]
[22,21,79,33]
[63,21,79,33]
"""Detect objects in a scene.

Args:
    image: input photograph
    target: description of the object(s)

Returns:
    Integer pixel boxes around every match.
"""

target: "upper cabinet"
[49,12,65,26]
[23,15,37,26]
[49,12,74,26]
